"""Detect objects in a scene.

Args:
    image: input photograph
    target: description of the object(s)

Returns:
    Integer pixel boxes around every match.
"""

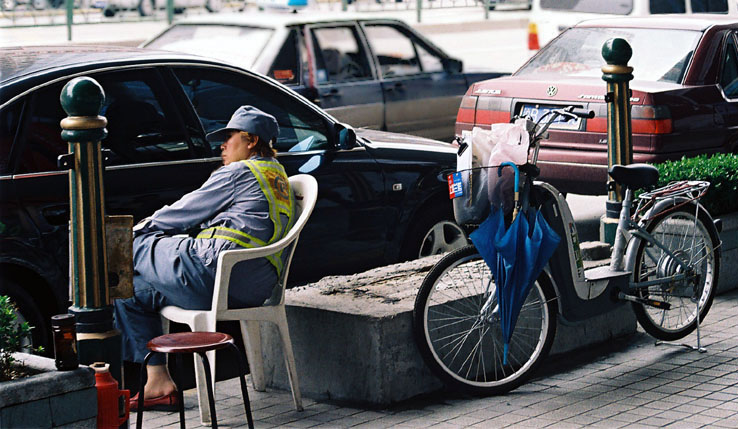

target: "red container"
[92,362,130,429]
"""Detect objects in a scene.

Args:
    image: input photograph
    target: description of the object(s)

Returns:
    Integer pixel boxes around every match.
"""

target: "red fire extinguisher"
[92,362,130,429]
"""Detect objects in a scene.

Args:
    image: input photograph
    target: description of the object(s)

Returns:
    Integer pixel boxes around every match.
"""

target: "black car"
[0,45,466,349]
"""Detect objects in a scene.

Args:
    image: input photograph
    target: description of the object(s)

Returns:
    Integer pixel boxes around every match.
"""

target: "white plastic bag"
[486,119,530,216]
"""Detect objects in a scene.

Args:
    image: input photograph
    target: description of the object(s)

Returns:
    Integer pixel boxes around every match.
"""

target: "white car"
[528,0,738,49]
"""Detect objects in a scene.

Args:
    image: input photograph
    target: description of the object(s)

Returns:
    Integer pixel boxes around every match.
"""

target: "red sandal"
[130,391,179,412]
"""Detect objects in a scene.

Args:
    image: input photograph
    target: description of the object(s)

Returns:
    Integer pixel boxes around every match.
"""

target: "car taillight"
[475,96,512,125]
[631,105,672,134]
[586,105,672,135]
[528,22,540,51]
[456,95,478,124]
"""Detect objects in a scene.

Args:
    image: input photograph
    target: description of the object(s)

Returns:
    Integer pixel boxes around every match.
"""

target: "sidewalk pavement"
[135,289,738,428]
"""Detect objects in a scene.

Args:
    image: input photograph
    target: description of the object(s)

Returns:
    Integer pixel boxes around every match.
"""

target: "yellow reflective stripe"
[198,229,282,273]
[197,226,267,247]
[242,159,293,243]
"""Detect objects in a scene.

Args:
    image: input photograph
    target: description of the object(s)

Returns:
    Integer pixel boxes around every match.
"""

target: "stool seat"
[147,332,234,354]
[137,331,254,429]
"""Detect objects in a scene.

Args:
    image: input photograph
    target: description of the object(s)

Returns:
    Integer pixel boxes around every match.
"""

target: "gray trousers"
[113,231,277,365]
[113,231,215,365]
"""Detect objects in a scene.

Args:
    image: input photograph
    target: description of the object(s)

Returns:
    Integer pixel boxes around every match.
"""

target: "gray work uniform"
[114,157,287,365]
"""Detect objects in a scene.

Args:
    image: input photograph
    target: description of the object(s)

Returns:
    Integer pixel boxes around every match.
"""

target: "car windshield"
[516,27,702,83]
[145,24,274,68]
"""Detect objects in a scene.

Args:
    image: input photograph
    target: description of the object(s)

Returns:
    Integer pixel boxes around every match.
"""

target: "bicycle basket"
[451,167,490,225]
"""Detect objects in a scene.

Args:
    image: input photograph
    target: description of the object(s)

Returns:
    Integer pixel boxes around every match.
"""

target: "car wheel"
[31,0,48,9]
[102,5,115,15]
[0,277,51,352]
[400,205,468,261]
[1,0,16,11]
[138,0,153,16]
[205,0,221,12]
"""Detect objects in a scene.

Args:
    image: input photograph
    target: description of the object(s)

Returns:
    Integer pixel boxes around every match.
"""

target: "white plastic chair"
[160,174,317,425]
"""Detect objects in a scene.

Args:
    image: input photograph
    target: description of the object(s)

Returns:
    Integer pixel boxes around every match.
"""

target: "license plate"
[520,104,581,130]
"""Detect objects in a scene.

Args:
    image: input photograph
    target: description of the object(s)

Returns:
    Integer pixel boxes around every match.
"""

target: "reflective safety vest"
[197,159,295,276]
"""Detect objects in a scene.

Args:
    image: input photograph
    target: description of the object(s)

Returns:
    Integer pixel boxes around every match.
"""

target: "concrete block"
[260,254,636,405]
[49,387,97,426]
[551,305,637,356]
[0,398,52,428]
[580,241,610,261]
[0,354,95,408]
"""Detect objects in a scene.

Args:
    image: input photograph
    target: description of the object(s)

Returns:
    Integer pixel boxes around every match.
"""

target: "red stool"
[136,332,254,429]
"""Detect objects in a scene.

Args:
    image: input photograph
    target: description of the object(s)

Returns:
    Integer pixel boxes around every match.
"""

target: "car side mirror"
[335,123,357,150]
[442,58,463,74]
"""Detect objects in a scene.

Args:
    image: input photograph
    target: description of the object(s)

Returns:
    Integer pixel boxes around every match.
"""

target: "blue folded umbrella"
[469,162,561,366]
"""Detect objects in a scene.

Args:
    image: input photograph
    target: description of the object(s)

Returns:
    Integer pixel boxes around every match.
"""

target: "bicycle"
[412,106,722,395]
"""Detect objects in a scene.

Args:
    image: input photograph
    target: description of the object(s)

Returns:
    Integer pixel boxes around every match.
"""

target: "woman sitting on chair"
[114,105,294,411]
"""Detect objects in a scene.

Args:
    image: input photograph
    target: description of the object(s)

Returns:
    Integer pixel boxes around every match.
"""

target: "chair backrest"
[210,174,318,312]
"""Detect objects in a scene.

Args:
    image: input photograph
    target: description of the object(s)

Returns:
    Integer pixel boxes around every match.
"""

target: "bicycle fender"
[624,198,721,273]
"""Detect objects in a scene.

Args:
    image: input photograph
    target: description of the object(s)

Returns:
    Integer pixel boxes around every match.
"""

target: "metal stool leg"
[136,352,155,429]
[227,343,254,429]
[173,354,186,429]
[197,352,219,429]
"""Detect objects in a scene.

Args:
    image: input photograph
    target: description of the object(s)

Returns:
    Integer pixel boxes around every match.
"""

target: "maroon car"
[456,16,738,195]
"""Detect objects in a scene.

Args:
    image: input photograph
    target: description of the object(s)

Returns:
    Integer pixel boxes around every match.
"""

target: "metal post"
[341,0,347,12]
[66,0,73,41]
[59,77,122,382]
[600,38,633,244]
[167,0,174,25]
[484,0,489,20]
[416,0,421,23]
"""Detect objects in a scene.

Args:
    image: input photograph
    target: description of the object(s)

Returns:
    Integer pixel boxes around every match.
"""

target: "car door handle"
[321,88,340,98]
[385,82,404,92]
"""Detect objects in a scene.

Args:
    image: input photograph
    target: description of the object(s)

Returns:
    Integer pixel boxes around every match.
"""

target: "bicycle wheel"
[413,245,557,395]
[632,206,720,341]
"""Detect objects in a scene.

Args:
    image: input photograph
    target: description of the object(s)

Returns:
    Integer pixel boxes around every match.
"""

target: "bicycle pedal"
[618,292,672,310]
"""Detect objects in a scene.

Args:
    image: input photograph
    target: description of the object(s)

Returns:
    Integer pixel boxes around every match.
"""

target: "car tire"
[102,5,115,15]
[138,0,153,16]
[0,277,50,352]
[400,204,468,261]
[205,0,221,12]
[31,0,48,9]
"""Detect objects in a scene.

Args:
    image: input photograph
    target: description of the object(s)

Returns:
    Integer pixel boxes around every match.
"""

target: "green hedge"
[655,153,738,216]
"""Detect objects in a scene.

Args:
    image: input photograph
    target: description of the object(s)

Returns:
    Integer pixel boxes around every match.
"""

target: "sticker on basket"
[448,172,463,199]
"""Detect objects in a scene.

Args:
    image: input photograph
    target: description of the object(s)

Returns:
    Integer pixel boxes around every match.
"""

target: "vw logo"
[546,86,558,97]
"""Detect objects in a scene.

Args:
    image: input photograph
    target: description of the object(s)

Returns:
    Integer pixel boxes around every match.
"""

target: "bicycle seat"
[608,164,659,190]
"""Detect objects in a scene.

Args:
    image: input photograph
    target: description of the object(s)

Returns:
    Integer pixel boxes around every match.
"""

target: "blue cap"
[206,105,279,144]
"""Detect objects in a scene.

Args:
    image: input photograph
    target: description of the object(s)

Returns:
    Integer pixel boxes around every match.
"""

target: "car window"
[516,27,701,84]
[172,67,330,153]
[690,0,728,13]
[268,28,300,86]
[416,41,443,73]
[0,100,23,175]
[310,26,372,84]
[16,69,196,173]
[720,33,738,98]
[363,24,421,78]
[650,0,686,13]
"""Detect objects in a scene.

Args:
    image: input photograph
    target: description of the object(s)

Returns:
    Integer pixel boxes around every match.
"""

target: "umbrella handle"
[498,162,520,220]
